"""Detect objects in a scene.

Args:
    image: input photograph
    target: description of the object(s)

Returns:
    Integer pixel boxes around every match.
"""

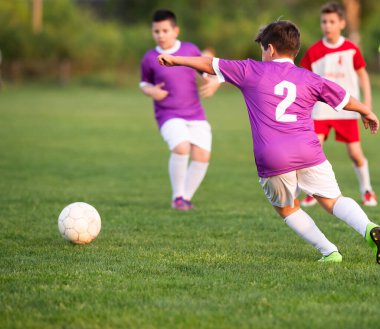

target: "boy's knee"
[347,143,365,166]
[274,200,300,219]
[191,145,210,162]
[315,195,341,214]
[172,141,191,155]
[350,155,365,167]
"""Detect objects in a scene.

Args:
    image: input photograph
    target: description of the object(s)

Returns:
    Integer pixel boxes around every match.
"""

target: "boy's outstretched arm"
[158,55,215,75]
[344,96,379,134]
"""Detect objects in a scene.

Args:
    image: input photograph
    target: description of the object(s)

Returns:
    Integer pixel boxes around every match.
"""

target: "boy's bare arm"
[200,74,220,98]
[158,55,215,75]
[140,82,168,101]
[357,67,372,110]
[344,96,379,134]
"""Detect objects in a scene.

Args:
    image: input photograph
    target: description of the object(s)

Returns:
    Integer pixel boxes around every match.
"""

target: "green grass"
[0,82,380,329]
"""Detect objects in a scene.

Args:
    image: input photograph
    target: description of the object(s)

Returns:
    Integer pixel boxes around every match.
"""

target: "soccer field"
[0,83,379,329]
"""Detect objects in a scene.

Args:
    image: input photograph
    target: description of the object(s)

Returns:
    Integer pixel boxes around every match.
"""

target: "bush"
[0,0,125,80]
[1,0,379,82]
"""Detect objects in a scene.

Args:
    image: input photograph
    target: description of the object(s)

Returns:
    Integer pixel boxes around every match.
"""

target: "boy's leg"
[182,121,212,206]
[334,119,377,206]
[169,142,190,200]
[299,160,380,263]
[317,195,380,264]
[160,119,192,209]
[347,142,377,206]
[183,145,210,203]
[260,172,340,260]
[275,203,339,258]
[298,162,364,232]
[301,132,326,207]
[316,195,370,236]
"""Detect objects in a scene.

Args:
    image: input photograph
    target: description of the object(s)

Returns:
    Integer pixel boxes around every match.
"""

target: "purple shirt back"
[141,41,206,128]
[213,58,349,177]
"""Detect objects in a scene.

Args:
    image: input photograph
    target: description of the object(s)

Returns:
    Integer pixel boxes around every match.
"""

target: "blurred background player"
[157,20,380,264]
[200,47,220,98]
[140,9,219,211]
[300,2,377,207]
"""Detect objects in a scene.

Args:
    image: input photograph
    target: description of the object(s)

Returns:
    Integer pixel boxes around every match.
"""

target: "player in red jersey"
[300,2,377,207]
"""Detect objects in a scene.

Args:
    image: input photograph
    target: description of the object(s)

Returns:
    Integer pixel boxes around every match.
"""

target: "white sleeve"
[334,91,350,111]
[139,81,154,89]
[212,58,225,83]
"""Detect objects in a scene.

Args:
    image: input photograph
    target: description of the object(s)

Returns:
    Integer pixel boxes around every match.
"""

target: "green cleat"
[365,223,380,264]
[318,251,342,263]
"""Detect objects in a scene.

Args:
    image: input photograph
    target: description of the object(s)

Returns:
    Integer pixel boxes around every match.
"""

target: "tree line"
[1,0,379,83]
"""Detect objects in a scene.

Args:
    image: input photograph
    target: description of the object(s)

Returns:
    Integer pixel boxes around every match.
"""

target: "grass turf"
[0,83,379,329]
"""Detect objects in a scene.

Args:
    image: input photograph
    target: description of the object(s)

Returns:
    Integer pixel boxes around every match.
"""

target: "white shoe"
[301,195,317,207]
[363,191,378,207]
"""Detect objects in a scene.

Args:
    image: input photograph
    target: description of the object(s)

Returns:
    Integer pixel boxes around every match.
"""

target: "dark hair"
[320,2,345,20]
[152,9,177,26]
[255,21,300,58]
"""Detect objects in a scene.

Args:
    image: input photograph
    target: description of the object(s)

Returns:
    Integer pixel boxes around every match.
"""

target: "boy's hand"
[158,54,175,66]
[361,111,379,134]
[200,74,220,98]
[141,82,168,101]
[151,82,168,101]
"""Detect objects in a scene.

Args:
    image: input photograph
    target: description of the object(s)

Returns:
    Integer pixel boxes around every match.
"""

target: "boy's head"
[255,21,300,61]
[202,47,216,58]
[320,2,346,42]
[151,10,179,50]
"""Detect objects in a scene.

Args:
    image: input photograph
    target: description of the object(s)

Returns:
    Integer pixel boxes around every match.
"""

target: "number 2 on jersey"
[274,80,297,122]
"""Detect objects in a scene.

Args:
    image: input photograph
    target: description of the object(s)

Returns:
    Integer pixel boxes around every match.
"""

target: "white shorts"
[160,118,212,151]
[259,160,341,208]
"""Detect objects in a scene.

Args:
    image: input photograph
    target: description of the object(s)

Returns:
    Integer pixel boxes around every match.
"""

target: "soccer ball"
[58,202,101,244]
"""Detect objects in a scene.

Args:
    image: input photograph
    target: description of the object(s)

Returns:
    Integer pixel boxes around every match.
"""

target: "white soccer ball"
[58,202,101,244]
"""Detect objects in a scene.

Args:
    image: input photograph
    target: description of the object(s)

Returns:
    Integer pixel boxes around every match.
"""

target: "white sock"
[183,161,209,201]
[284,209,338,256]
[333,196,370,237]
[353,159,372,195]
[169,153,189,199]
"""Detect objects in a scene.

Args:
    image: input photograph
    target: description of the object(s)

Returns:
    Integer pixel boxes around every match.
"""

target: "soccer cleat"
[183,199,193,210]
[362,191,377,207]
[365,223,380,264]
[318,251,343,263]
[171,197,190,211]
[301,195,317,207]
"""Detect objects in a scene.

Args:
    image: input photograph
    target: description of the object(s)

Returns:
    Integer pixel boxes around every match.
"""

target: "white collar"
[156,40,181,54]
[322,36,345,49]
[273,58,294,64]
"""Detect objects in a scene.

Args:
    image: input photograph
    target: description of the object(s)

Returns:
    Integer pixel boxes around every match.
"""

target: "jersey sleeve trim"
[139,81,154,89]
[335,91,350,111]
[212,58,225,83]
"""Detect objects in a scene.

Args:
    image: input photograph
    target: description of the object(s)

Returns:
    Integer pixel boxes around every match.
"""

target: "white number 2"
[274,81,297,122]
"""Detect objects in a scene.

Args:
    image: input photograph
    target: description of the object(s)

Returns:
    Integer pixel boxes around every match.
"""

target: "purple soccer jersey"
[140,41,206,128]
[213,58,350,178]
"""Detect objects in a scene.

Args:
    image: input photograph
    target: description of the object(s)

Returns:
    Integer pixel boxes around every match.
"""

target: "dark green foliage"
[0,0,124,75]
[0,0,380,81]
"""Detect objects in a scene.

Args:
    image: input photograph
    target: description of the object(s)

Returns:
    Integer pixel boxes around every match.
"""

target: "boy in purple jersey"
[140,10,219,211]
[158,20,380,264]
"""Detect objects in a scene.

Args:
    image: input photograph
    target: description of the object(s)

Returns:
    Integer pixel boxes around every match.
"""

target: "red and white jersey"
[301,37,365,120]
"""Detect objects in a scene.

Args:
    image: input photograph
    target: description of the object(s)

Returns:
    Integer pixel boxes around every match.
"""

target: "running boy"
[300,2,377,207]
[158,20,380,264]
[140,9,219,210]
